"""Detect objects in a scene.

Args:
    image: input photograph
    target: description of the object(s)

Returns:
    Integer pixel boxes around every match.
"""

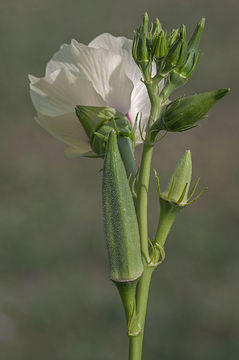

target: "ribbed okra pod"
[102,131,143,283]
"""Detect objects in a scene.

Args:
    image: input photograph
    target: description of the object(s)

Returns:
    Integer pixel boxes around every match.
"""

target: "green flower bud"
[163,150,192,204]
[102,131,143,282]
[188,17,205,53]
[75,105,133,155]
[169,18,205,87]
[132,13,152,81]
[151,88,230,136]
[153,151,208,253]
[150,18,162,40]
[169,51,200,87]
[167,29,179,48]
[153,30,168,60]
[162,25,187,75]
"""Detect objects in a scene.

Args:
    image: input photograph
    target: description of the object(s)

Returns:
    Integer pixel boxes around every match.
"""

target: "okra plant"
[29,13,229,360]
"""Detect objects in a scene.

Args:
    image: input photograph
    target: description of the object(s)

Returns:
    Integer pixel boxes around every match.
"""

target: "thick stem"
[154,200,178,248]
[128,266,154,360]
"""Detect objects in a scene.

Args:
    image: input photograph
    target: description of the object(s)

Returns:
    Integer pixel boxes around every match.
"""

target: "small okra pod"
[102,131,143,283]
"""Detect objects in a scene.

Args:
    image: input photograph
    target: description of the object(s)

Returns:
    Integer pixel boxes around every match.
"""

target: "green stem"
[128,266,154,360]
[136,143,153,261]
[128,99,162,360]
[154,200,178,248]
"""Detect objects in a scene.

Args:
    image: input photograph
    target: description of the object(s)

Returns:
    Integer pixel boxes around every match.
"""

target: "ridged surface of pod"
[102,131,143,282]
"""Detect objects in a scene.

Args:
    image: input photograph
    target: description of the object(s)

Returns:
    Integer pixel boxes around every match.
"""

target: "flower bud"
[132,13,152,81]
[153,30,168,60]
[151,88,230,135]
[75,105,133,155]
[103,131,143,282]
[150,18,162,41]
[162,25,187,75]
[163,150,192,204]
[188,17,205,53]
[167,29,179,48]
[169,18,205,87]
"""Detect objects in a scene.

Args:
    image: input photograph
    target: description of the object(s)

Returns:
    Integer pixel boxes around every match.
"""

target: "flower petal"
[45,40,82,76]
[106,61,134,114]
[71,40,125,102]
[88,33,132,55]
[29,68,106,117]
[89,33,143,88]
[36,112,91,153]
[128,81,151,126]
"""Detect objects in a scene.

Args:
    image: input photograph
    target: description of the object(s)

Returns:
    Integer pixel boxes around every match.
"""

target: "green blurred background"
[0,0,238,359]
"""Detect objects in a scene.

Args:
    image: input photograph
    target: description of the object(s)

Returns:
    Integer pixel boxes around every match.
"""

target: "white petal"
[71,40,125,103]
[105,61,134,114]
[128,81,151,126]
[88,33,132,55]
[29,68,106,117]
[45,40,82,76]
[36,112,91,153]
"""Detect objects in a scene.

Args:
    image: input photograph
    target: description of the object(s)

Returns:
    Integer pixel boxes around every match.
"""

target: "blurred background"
[0,0,238,359]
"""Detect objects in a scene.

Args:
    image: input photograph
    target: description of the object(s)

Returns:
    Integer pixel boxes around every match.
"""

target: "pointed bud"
[162,25,187,75]
[132,13,152,81]
[151,88,230,134]
[151,18,162,40]
[75,105,133,155]
[170,51,200,86]
[133,13,150,62]
[169,18,205,87]
[167,29,179,48]
[188,18,205,53]
[163,151,192,204]
[153,30,168,59]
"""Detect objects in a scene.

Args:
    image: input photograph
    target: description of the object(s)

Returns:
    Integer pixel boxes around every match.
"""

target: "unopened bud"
[167,29,179,48]
[151,88,230,134]
[162,25,187,75]
[153,30,168,59]
[188,18,205,53]
[163,150,192,204]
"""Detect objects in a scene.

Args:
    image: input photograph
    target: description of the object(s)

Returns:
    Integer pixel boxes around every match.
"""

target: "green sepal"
[102,131,143,282]
[75,105,134,155]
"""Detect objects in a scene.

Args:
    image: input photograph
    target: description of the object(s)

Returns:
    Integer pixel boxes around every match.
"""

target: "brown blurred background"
[0,0,238,359]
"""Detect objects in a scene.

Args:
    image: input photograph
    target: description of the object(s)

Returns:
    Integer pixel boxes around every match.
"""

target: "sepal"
[75,105,134,155]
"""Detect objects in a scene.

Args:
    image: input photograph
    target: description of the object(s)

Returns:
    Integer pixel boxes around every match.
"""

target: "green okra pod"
[102,131,143,283]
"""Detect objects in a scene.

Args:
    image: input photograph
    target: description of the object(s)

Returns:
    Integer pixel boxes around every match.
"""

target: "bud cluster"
[132,14,205,86]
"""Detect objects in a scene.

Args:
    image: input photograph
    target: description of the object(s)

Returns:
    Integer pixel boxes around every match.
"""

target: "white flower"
[29,33,163,156]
